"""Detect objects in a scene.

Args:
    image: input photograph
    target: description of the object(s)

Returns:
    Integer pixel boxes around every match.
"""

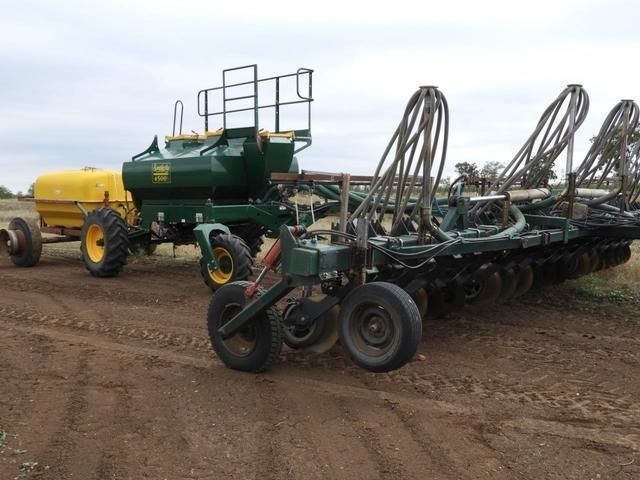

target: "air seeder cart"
[2,66,337,290]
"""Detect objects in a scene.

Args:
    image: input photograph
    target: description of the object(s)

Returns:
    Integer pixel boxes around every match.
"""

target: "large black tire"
[200,234,253,292]
[80,208,129,277]
[338,282,422,373]
[8,217,42,267]
[230,223,265,259]
[247,237,264,259]
[207,281,283,373]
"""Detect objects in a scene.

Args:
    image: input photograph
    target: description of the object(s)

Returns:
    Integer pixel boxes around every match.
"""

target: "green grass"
[571,275,634,302]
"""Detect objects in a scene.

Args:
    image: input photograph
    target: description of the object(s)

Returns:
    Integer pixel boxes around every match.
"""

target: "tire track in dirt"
[426,316,640,366]
[326,389,467,480]
[0,319,213,370]
[42,349,92,479]
[1,318,454,424]
[252,378,289,480]
[91,363,135,480]
[498,417,640,452]
[403,369,640,424]
[1,319,434,479]
[318,350,640,429]
[3,298,638,428]
[384,399,510,478]
[5,315,637,478]
[0,303,213,354]
[455,319,640,355]
[274,360,495,478]
[265,378,384,479]
[4,260,640,477]
[332,396,408,480]
[248,376,357,480]
[0,272,200,309]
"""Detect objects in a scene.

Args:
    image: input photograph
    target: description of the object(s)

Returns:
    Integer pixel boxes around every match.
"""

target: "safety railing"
[197,65,313,152]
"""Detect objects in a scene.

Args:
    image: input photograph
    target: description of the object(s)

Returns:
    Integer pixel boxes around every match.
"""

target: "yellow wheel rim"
[86,224,105,263]
[209,247,234,284]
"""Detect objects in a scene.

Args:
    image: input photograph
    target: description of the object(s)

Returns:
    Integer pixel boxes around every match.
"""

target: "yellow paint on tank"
[34,167,134,229]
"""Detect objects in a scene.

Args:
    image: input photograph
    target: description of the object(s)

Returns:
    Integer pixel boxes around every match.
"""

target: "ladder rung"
[225,94,256,102]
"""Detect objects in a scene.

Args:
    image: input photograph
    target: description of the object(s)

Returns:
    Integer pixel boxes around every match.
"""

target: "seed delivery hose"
[350,86,452,240]
[489,85,589,195]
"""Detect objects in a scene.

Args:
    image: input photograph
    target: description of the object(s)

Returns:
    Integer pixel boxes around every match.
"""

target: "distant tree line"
[454,161,504,180]
[0,182,34,199]
[0,185,15,199]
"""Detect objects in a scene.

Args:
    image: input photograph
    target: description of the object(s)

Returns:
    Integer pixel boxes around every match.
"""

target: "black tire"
[81,208,129,277]
[338,282,422,373]
[230,223,265,258]
[245,235,264,259]
[282,300,329,349]
[465,269,502,305]
[8,217,42,267]
[207,281,283,373]
[199,234,253,292]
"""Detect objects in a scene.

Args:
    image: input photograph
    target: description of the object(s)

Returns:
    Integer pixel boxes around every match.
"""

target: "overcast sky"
[1,0,639,193]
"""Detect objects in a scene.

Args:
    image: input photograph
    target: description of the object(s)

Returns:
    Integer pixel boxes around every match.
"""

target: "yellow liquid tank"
[34,167,133,229]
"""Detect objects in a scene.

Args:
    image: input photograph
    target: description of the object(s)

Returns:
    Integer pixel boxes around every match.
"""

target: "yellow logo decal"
[152,163,171,183]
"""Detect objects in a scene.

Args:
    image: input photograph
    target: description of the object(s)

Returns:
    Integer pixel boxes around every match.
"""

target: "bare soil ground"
[1,202,640,479]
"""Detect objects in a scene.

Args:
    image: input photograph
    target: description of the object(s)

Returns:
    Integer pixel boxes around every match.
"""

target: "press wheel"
[207,281,283,372]
[338,282,422,372]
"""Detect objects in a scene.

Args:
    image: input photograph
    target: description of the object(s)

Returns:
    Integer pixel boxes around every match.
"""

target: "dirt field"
[1,207,640,479]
